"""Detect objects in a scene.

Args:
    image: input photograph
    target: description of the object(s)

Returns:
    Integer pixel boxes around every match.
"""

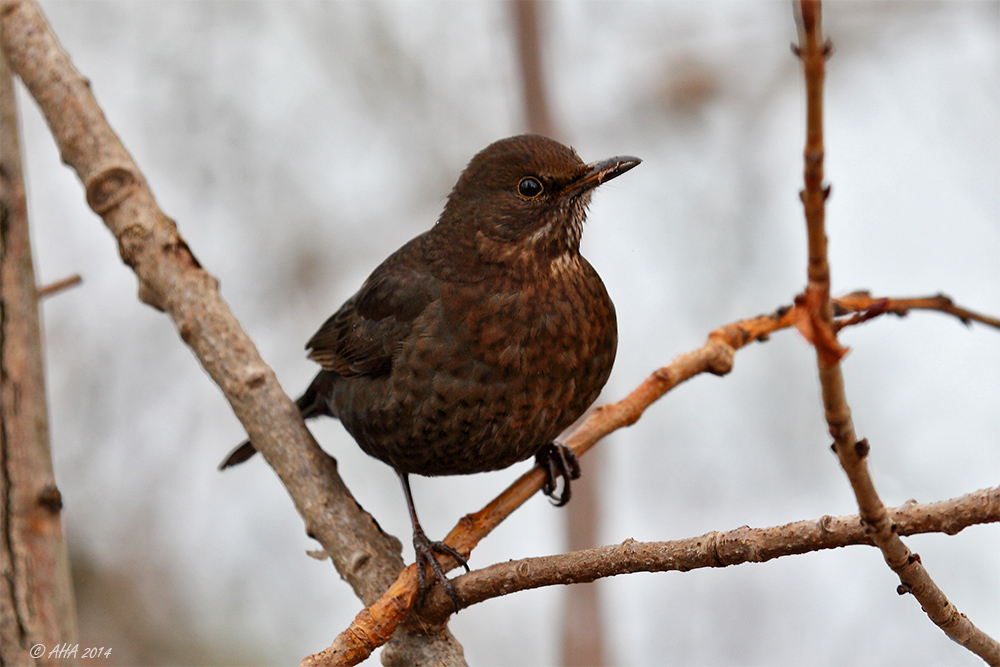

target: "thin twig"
[36,272,82,298]
[793,2,999,663]
[834,291,1000,330]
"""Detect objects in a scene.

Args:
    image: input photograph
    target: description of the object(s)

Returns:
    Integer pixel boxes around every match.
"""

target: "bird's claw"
[412,529,469,613]
[535,442,581,507]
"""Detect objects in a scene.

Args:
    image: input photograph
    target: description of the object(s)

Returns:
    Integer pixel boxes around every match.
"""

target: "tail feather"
[218,371,337,470]
[219,439,256,470]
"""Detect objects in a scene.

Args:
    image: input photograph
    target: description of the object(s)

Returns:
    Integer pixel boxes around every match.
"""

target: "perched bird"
[221,134,639,608]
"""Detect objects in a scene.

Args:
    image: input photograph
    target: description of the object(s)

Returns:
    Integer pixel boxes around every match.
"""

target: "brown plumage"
[221,134,639,608]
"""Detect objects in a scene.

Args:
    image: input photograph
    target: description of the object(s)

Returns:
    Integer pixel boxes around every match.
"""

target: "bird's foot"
[535,442,581,507]
[412,528,470,613]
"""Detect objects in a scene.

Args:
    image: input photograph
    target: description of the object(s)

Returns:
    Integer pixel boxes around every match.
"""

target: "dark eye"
[517,176,543,199]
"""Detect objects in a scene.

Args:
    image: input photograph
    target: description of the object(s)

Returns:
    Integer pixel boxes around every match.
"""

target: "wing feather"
[306,237,437,377]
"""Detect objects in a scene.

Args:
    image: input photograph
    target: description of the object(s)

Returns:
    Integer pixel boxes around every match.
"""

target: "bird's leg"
[534,442,582,507]
[397,472,469,612]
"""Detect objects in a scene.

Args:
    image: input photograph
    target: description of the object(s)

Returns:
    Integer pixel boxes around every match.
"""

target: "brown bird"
[221,134,639,608]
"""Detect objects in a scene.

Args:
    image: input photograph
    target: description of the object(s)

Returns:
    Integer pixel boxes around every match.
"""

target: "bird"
[220,134,640,609]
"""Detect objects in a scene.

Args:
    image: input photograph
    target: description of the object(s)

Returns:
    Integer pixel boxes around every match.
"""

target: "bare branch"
[0,2,474,662]
[36,273,82,298]
[833,291,1000,331]
[793,2,999,663]
[414,486,1000,619]
[511,0,555,138]
[1,40,78,663]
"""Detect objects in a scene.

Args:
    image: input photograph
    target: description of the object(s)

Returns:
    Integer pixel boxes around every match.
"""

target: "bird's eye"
[517,176,544,199]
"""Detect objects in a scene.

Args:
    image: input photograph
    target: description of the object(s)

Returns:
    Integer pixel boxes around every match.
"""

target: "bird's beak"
[569,155,642,193]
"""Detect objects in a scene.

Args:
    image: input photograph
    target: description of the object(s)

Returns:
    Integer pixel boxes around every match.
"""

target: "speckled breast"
[334,254,617,477]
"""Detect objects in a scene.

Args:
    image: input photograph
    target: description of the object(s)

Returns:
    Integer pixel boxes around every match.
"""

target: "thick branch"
[794,2,999,663]
[0,0,460,649]
[0,3,472,661]
[1,42,78,664]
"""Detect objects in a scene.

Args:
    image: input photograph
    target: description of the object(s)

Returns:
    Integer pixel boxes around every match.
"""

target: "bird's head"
[438,134,640,268]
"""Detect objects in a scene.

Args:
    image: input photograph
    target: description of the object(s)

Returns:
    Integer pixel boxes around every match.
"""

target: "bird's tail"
[218,370,337,470]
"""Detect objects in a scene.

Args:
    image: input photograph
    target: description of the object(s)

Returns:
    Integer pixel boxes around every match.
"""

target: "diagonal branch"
[0,2,474,662]
[36,272,82,298]
[0,3,473,660]
[306,289,999,667]
[793,2,999,664]
[1,0,391,596]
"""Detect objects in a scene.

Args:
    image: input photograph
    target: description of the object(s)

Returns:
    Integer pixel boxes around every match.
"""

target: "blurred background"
[13,1,998,664]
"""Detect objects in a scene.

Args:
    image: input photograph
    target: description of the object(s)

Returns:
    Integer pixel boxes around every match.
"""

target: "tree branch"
[793,2,999,663]
[512,0,555,138]
[833,291,1000,330]
[1,39,78,664]
[36,273,82,298]
[415,486,1000,619]
[0,0,389,598]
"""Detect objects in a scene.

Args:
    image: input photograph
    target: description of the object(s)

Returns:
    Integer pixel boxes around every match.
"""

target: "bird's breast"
[345,252,618,476]
[445,253,616,377]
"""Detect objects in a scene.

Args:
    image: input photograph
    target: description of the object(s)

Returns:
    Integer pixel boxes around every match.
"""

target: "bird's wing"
[305,241,437,377]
